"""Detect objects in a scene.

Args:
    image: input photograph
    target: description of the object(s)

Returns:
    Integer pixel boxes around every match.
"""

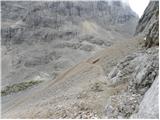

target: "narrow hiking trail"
[2,14,140,119]
[2,37,140,118]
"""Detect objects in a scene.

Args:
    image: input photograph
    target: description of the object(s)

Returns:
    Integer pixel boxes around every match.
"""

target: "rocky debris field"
[1,1,138,88]
[1,0,159,119]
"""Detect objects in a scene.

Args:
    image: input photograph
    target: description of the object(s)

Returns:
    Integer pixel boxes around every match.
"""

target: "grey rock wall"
[1,1,138,46]
[131,76,159,119]
[105,1,159,118]
[135,1,159,48]
[105,48,159,118]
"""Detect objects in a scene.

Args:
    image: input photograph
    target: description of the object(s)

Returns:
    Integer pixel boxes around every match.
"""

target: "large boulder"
[107,48,158,95]
[105,47,159,118]
[131,76,159,118]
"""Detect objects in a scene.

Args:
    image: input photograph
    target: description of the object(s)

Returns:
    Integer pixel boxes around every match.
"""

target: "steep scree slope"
[1,1,138,87]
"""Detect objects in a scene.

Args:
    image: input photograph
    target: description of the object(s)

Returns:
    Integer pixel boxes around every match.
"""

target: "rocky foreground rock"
[135,1,159,48]
[105,47,158,118]
[105,1,159,118]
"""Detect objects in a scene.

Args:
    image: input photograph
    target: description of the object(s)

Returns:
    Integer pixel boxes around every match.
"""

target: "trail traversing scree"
[1,1,159,119]
[2,38,140,118]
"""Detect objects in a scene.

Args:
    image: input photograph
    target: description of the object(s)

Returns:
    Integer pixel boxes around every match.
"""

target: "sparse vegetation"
[90,82,104,92]
[1,80,43,96]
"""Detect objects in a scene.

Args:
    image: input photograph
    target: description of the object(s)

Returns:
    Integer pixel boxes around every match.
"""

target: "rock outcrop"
[107,48,158,94]
[105,1,159,119]
[133,2,159,118]
[131,76,159,118]
[135,1,159,48]
[105,48,158,118]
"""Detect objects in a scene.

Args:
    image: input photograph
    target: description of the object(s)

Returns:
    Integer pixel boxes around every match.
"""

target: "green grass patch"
[1,80,43,96]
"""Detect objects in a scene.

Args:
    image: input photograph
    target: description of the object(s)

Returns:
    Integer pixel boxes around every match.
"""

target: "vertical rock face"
[131,76,159,118]
[135,1,159,48]
[105,48,159,119]
[105,1,159,119]
[1,1,138,45]
[132,2,159,118]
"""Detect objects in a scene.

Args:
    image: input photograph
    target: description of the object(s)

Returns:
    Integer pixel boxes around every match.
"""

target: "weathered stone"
[135,1,159,48]
[131,76,159,119]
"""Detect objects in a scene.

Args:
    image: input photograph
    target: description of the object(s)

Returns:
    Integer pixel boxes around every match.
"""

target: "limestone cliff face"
[131,1,159,118]
[135,1,159,48]
[1,1,138,45]
[105,1,159,119]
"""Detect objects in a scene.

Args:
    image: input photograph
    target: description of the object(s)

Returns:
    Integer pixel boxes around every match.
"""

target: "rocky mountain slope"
[1,1,138,88]
[1,1,159,119]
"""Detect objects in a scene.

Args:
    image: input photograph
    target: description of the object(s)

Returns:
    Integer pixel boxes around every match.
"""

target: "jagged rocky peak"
[135,1,159,48]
